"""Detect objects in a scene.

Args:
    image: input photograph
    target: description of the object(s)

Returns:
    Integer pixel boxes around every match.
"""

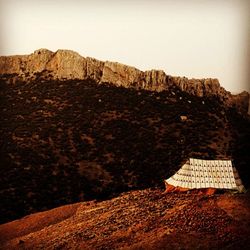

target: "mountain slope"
[1,74,250,224]
[1,189,250,250]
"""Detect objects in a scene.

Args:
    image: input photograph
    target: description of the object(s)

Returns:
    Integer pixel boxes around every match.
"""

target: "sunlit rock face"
[101,62,168,91]
[101,61,142,87]
[0,49,53,75]
[0,55,25,75]
[143,70,167,91]
[170,77,227,98]
[27,49,54,72]
[45,49,86,79]
[0,48,249,115]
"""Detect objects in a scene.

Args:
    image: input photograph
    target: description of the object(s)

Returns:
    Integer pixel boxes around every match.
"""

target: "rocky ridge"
[0,48,249,114]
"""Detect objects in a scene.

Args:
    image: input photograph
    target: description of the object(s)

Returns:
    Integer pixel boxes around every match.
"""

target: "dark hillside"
[227,109,250,186]
[0,76,249,223]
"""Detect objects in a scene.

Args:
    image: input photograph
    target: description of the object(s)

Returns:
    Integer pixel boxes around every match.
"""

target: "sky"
[0,0,249,93]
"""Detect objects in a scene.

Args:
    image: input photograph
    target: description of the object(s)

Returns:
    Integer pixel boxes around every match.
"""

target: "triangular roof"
[165,158,245,193]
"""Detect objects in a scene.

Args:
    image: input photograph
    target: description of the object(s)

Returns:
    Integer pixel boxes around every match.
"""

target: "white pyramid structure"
[165,158,245,193]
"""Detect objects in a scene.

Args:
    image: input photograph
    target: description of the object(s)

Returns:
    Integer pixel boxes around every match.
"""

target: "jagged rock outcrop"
[0,55,25,75]
[101,61,143,88]
[0,48,249,114]
[0,49,104,82]
[27,49,54,72]
[101,62,167,91]
[0,49,53,76]
[230,91,250,114]
[170,77,233,105]
[171,77,224,98]
[46,49,87,79]
[143,70,167,91]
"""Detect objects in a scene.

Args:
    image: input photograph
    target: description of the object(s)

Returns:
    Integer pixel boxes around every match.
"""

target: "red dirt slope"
[0,189,250,250]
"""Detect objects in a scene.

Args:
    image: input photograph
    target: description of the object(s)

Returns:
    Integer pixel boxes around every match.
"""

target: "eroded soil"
[0,189,250,250]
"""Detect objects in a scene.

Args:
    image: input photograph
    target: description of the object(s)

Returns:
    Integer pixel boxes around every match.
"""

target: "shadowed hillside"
[0,74,249,224]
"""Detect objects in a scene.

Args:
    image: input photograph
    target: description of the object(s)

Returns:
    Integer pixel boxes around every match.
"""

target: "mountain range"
[0,49,250,249]
[0,49,249,115]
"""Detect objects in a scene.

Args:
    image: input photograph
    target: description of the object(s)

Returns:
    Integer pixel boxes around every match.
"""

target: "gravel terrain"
[0,189,250,249]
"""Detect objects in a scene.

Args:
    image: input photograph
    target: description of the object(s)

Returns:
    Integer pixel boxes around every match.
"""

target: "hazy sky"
[0,0,249,93]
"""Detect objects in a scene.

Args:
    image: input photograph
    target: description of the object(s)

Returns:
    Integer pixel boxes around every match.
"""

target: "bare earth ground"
[0,189,250,250]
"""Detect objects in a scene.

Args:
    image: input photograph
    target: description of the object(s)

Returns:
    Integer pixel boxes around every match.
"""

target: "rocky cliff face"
[0,48,249,114]
[101,61,167,91]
